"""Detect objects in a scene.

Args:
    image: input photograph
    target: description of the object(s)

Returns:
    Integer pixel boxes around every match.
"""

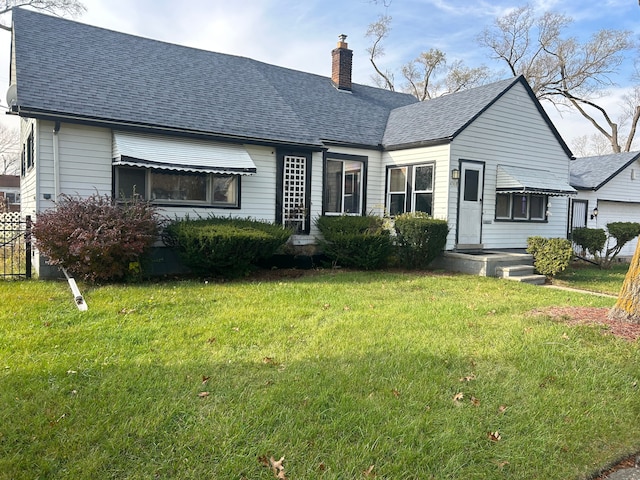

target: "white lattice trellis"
[282,155,307,232]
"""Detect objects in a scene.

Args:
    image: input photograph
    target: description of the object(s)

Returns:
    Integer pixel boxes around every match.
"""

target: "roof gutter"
[382,137,453,152]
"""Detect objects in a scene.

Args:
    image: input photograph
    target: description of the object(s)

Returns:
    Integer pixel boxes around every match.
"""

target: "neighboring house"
[9,8,576,278]
[570,151,640,259]
[0,174,20,212]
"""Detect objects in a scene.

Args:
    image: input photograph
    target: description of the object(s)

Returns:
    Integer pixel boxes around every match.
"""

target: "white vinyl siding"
[450,82,572,250]
[382,144,453,245]
[19,118,37,217]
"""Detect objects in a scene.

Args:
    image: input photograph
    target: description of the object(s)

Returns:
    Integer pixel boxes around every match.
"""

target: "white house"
[0,175,20,212]
[9,8,576,278]
[570,151,640,259]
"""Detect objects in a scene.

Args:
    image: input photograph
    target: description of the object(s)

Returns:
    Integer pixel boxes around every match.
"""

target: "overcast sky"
[1,0,639,152]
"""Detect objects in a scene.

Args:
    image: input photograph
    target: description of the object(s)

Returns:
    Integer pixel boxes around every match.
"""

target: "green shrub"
[316,215,392,270]
[393,212,449,269]
[601,222,640,268]
[32,194,160,282]
[572,223,640,268]
[572,227,606,257]
[163,216,292,278]
[526,236,573,277]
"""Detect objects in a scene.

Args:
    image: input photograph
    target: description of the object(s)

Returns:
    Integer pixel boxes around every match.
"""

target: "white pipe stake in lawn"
[62,268,88,311]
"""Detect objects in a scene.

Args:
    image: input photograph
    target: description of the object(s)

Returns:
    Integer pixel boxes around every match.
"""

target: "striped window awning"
[496,165,576,196]
[112,131,257,175]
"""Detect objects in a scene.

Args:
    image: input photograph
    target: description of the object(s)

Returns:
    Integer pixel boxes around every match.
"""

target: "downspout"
[53,121,60,200]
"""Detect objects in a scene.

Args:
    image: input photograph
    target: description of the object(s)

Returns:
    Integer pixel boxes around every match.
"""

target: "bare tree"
[0,0,86,31]
[402,51,491,101]
[0,124,19,175]
[365,14,396,91]
[478,4,637,153]
[570,133,612,158]
[366,15,490,100]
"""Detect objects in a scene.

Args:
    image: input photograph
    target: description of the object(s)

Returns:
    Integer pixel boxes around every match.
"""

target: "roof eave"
[14,107,326,151]
[382,137,452,152]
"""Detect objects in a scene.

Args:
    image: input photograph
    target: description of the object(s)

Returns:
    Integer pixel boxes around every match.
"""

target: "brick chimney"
[332,34,353,91]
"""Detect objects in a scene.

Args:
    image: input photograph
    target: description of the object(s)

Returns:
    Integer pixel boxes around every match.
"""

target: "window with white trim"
[388,167,408,216]
[413,165,434,214]
[325,158,364,215]
[495,193,547,221]
[115,166,239,207]
[386,164,434,216]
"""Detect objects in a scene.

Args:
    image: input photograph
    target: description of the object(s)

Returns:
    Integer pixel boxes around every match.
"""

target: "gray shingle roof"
[570,152,640,190]
[383,77,521,147]
[11,7,417,148]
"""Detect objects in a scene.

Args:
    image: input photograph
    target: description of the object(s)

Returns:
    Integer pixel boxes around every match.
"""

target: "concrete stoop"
[431,251,546,285]
[495,264,547,285]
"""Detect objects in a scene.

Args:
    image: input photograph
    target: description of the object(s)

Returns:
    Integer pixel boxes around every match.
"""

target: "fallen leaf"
[197,392,209,398]
[392,388,400,398]
[470,396,480,406]
[363,465,376,477]
[269,456,286,479]
[498,405,508,414]
[232,327,240,332]
[343,305,350,311]
[453,392,464,404]
[494,460,510,469]
[322,303,331,310]
[202,375,211,384]
[488,431,501,442]
[258,455,270,468]
[207,337,216,344]
[459,373,476,382]
[562,332,570,340]
[263,357,275,364]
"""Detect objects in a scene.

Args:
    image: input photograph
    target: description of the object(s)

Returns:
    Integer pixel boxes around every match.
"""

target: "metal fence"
[0,213,31,279]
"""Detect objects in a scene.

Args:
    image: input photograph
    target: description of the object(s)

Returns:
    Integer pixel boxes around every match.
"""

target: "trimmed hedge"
[163,216,293,278]
[572,227,606,257]
[316,215,392,270]
[527,236,573,277]
[572,223,640,268]
[393,212,449,269]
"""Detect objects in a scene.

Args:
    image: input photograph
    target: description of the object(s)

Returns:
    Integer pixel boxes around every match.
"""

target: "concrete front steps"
[431,250,546,285]
[495,264,546,285]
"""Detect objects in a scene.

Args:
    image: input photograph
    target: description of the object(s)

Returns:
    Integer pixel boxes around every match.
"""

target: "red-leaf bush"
[32,194,161,282]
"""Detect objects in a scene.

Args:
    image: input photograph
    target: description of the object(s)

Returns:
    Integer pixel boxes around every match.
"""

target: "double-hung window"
[324,155,366,215]
[386,163,434,216]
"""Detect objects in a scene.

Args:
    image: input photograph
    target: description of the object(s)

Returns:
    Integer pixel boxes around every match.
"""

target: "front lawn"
[1,271,638,479]
[554,261,629,295]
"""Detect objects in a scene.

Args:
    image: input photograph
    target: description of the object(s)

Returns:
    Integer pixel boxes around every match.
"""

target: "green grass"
[1,271,638,479]
[554,261,629,295]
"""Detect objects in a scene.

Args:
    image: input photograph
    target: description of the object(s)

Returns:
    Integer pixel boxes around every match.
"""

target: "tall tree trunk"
[609,240,640,324]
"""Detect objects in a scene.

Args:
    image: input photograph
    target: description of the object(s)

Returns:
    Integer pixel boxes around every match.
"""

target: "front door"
[457,161,485,247]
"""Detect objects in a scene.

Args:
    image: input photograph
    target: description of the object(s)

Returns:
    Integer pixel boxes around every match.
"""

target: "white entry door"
[457,161,484,246]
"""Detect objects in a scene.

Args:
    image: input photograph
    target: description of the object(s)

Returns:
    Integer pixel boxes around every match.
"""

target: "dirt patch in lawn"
[531,306,640,342]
